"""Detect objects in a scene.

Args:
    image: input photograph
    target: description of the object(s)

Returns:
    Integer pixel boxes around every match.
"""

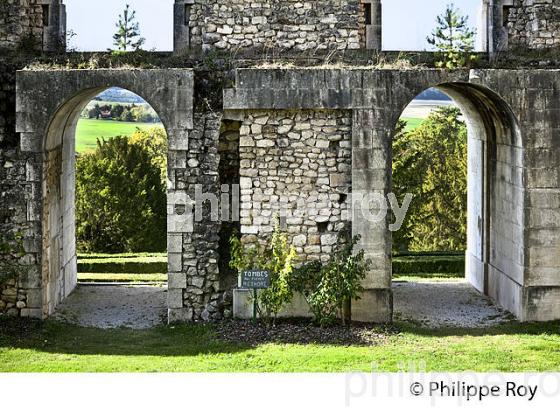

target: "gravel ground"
[393,280,511,328]
[52,285,167,329]
[50,281,510,331]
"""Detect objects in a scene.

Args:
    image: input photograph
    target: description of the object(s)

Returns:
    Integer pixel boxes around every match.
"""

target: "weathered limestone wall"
[168,112,232,322]
[237,110,352,263]
[506,0,560,49]
[0,0,43,52]
[186,0,363,52]
[0,59,39,317]
[0,0,65,52]
[477,70,560,321]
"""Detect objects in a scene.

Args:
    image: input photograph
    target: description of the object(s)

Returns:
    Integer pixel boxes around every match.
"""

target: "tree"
[111,104,124,119]
[130,127,168,186]
[76,136,166,253]
[392,107,467,251]
[112,4,145,52]
[427,3,476,69]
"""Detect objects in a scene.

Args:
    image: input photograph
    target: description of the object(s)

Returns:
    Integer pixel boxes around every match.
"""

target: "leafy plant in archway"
[229,220,297,325]
[392,106,467,252]
[76,136,166,253]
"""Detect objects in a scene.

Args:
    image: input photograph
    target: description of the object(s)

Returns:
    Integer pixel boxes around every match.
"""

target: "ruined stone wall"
[0,0,43,52]
[168,112,231,322]
[188,0,363,52]
[506,0,560,49]
[0,59,40,317]
[238,110,352,263]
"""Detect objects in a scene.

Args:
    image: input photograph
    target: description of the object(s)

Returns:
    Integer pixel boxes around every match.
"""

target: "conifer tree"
[112,4,145,52]
[427,4,476,68]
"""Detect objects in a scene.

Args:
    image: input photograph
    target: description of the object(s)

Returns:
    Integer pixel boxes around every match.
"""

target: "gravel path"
[393,280,511,328]
[52,281,510,330]
[52,285,167,329]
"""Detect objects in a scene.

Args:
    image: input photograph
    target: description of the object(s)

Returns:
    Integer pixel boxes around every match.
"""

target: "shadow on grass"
[0,317,252,357]
[1,317,559,358]
[394,319,560,338]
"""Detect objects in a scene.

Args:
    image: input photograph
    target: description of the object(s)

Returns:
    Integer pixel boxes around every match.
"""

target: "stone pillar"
[350,109,392,323]
[40,0,66,52]
[480,0,514,54]
[362,0,382,50]
[174,0,194,54]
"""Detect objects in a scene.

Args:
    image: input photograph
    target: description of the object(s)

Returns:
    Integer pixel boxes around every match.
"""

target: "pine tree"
[427,3,476,69]
[112,4,145,52]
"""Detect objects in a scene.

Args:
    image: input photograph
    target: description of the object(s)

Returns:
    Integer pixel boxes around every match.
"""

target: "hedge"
[392,253,465,275]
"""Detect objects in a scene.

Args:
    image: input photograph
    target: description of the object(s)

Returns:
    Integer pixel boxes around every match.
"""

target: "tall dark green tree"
[392,107,467,252]
[112,4,145,52]
[427,3,476,68]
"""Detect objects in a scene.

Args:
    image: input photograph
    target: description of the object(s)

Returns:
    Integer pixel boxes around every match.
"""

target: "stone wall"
[168,112,232,322]
[507,0,560,49]
[0,0,43,52]
[0,59,39,317]
[187,0,363,52]
[237,109,352,263]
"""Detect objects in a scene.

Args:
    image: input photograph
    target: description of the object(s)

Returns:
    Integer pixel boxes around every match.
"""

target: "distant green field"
[75,119,164,153]
[401,117,424,132]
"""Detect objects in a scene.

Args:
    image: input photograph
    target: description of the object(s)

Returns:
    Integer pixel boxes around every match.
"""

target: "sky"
[65,0,482,52]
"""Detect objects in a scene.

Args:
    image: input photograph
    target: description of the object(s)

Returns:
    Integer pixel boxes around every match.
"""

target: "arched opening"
[42,86,169,326]
[390,82,523,325]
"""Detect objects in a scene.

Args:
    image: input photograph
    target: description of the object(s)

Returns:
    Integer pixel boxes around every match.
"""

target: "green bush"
[291,232,368,327]
[230,221,297,324]
[76,136,166,253]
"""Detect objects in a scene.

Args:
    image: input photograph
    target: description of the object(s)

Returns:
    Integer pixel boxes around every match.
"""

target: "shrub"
[230,220,297,324]
[292,232,368,327]
[392,254,465,275]
[76,136,166,253]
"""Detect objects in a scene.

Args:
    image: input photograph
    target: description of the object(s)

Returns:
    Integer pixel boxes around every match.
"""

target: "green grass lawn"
[77,273,167,283]
[1,318,559,372]
[77,253,167,278]
[75,119,164,152]
[401,117,424,132]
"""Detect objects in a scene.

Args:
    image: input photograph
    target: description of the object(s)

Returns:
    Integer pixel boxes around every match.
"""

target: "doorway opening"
[390,84,522,327]
[43,86,169,328]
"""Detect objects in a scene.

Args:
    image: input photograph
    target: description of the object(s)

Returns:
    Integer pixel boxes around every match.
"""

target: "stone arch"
[16,69,194,319]
[387,80,524,317]
[222,68,545,322]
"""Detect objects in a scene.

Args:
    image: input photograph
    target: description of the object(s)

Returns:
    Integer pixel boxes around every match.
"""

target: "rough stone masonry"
[1,1,560,323]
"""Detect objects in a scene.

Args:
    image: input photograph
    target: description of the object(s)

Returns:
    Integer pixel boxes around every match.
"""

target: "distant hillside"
[93,87,146,104]
[415,88,452,101]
